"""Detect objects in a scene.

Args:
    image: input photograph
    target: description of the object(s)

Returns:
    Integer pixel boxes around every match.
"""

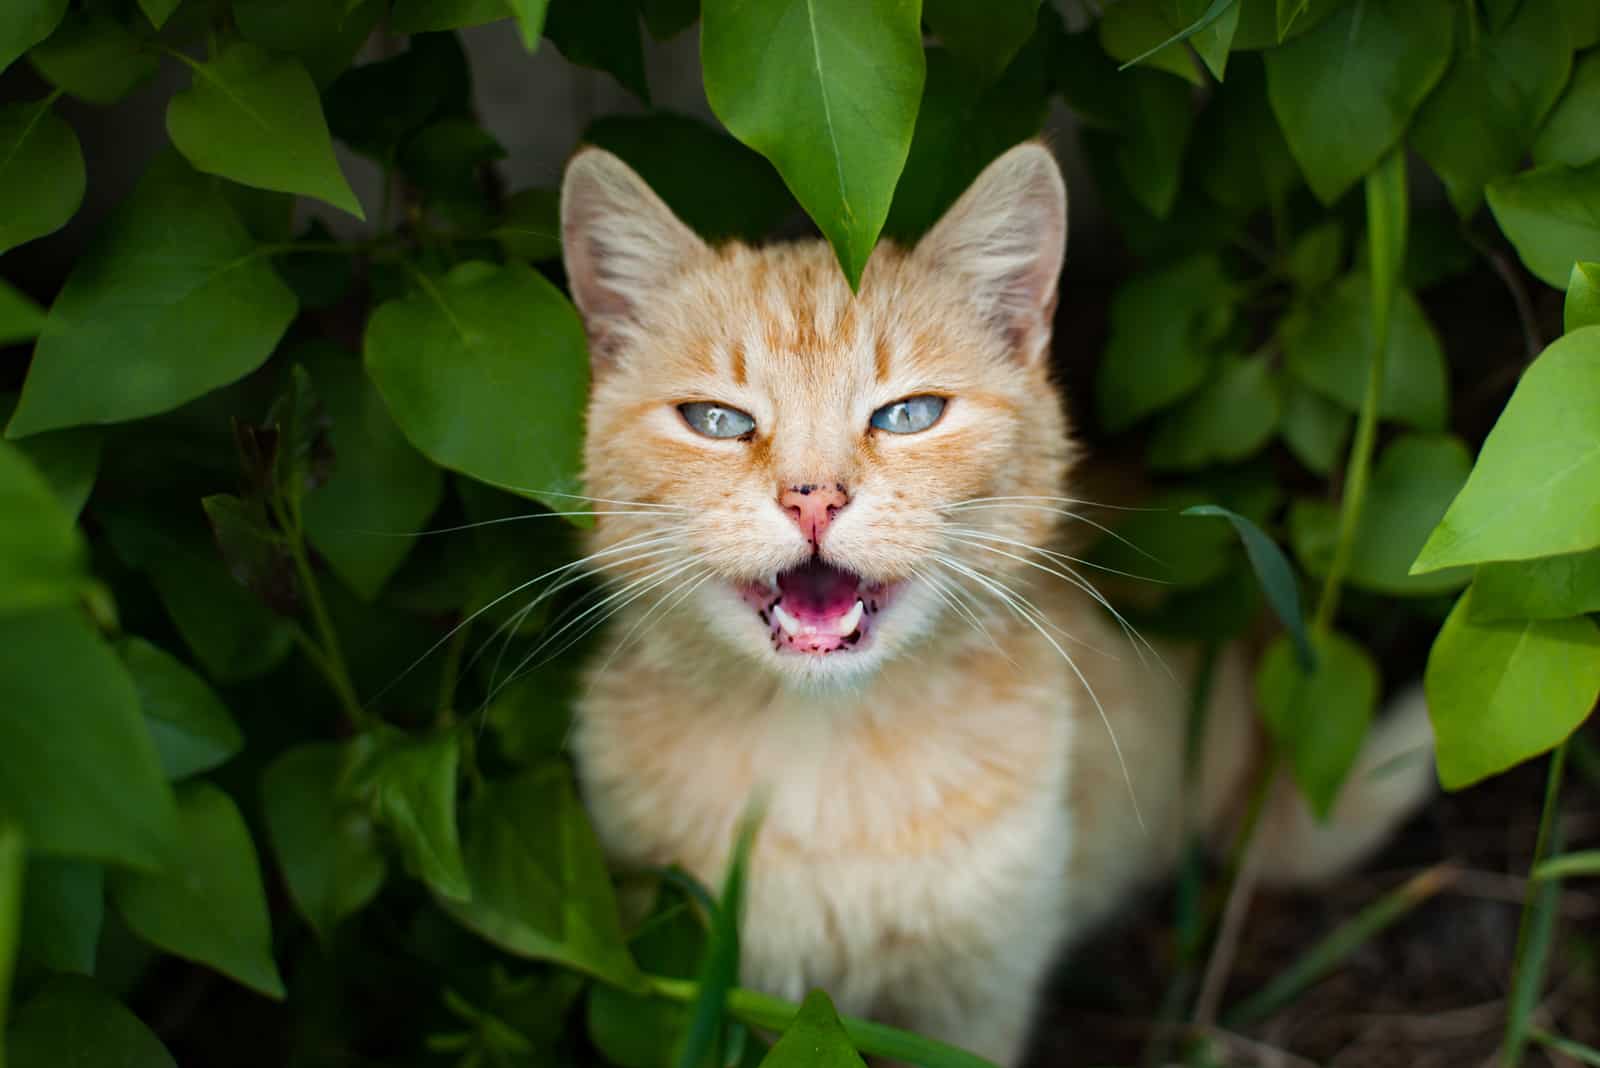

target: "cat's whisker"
[931,552,1145,832]
[349,508,689,538]
[946,525,1170,585]
[931,551,1112,658]
[501,489,691,512]
[946,494,1158,513]
[910,564,1009,661]
[940,502,1164,565]
[586,567,718,696]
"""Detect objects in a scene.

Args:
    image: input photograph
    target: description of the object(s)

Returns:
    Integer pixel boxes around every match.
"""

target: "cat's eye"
[869,395,946,434]
[678,402,756,439]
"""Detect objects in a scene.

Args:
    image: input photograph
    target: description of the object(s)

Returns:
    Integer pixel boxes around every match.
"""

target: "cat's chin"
[736,558,901,660]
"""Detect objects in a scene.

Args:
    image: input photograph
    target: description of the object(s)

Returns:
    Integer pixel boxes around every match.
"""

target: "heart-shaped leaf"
[0,98,84,255]
[1486,159,1600,288]
[6,976,176,1068]
[119,637,243,781]
[1257,630,1378,818]
[0,0,67,75]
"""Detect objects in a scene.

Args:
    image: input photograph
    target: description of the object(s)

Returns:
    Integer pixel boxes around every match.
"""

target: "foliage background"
[2,0,1600,1066]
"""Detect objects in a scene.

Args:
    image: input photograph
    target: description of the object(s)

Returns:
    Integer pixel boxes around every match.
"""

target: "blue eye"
[870,395,946,434]
[679,402,756,439]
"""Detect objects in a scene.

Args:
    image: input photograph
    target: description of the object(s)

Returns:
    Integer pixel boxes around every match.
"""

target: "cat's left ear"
[912,141,1067,362]
[562,147,710,368]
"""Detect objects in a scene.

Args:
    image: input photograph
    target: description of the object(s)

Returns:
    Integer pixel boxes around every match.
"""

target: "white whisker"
[940,502,1162,564]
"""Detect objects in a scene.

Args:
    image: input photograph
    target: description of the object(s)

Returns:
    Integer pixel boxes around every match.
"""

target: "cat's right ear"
[561,148,709,368]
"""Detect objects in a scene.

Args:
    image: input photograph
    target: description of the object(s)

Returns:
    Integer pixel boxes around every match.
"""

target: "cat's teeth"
[771,602,802,636]
[835,599,864,635]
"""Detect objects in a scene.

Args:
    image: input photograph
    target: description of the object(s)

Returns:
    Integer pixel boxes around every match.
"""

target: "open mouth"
[739,559,896,655]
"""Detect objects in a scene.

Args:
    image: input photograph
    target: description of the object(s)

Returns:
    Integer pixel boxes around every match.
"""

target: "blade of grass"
[1223,862,1460,1027]
[1533,850,1600,880]
[1531,1027,1600,1067]
[1115,0,1239,71]
[1502,743,1567,1067]
[676,810,760,1068]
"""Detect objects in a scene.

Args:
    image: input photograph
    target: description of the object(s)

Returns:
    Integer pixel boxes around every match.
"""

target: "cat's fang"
[771,601,803,636]
[835,599,864,636]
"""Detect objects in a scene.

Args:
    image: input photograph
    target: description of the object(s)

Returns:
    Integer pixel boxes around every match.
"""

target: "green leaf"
[1111,66,1193,219]
[442,764,645,991]
[7,153,297,438]
[1414,326,1600,570]
[1567,262,1600,332]
[1285,220,1346,291]
[0,438,88,618]
[1091,489,1237,589]
[1193,54,1298,216]
[1425,586,1600,789]
[101,509,296,683]
[6,976,176,1068]
[0,280,44,346]
[883,40,1051,241]
[1534,851,1600,880]
[922,0,1040,82]
[1099,0,1203,85]
[1231,0,1341,48]
[1183,505,1314,671]
[506,0,550,48]
[119,637,242,781]
[299,344,444,601]
[587,885,708,1068]
[0,0,66,74]
[1284,275,1448,430]
[348,729,470,902]
[1487,159,1600,288]
[495,188,562,262]
[202,494,300,616]
[27,8,159,105]
[1257,630,1377,818]
[1264,0,1453,204]
[1470,549,1600,622]
[233,0,386,87]
[679,817,758,1068]
[759,990,866,1068]
[19,858,102,975]
[1410,0,1571,216]
[167,43,362,218]
[1280,380,1351,474]
[1114,0,1241,82]
[0,395,100,518]
[0,817,19,1042]
[1097,255,1233,432]
[638,0,698,38]
[137,0,180,29]
[261,743,387,942]
[545,0,649,102]
[0,98,84,255]
[365,261,588,511]
[398,118,506,229]
[391,0,507,31]
[110,783,285,998]
[1292,434,1474,596]
[1147,354,1281,470]
[0,610,178,868]
[583,112,796,241]
[276,222,352,310]
[323,33,471,160]
[702,0,925,289]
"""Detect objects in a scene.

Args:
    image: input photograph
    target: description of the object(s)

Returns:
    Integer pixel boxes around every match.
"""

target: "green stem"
[1502,743,1567,1066]
[1530,1027,1600,1067]
[283,524,367,729]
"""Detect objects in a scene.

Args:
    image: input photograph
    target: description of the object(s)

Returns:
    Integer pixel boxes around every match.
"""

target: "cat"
[558,141,1437,1065]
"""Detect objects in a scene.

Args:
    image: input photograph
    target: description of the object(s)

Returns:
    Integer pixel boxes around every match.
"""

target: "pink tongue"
[776,561,860,621]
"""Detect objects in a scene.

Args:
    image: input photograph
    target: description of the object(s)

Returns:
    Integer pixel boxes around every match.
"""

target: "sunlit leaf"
[758,990,865,1068]
[1487,159,1600,288]
[1470,549,1600,622]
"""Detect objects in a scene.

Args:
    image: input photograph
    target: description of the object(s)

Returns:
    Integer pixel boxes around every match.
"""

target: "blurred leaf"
[398,118,506,228]
[588,884,707,1068]
[1097,255,1232,432]
[0,438,89,618]
[922,0,1039,82]
[638,0,697,38]
[495,188,562,261]
[679,817,758,1068]
[702,0,924,289]
[1264,0,1452,204]
[484,655,580,765]
[1567,262,1600,332]
[232,0,385,87]
[584,112,796,241]
[264,362,336,507]
[1184,505,1314,671]
[137,0,179,28]
[19,858,102,975]
[276,222,352,311]
[1471,550,1600,622]
[365,261,588,512]
[546,0,649,101]
[0,395,100,518]
[1231,0,1340,48]
[391,0,507,30]
[1284,275,1448,430]
[1559,0,1600,45]
[202,494,300,616]
[759,990,865,1068]
[324,33,471,160]
[1411,0,1570,216]
[167,43,362,218]
[442,764,645,990]
[299,344,443,601]
[1093,490,1237,589]
[1487,159,1600,287]
[0,280,44,345]
[1414,326,1600,570]
[262,743,387,941]
[1257,630,1376,818]
[1148,355,1281,470]
[1194,55,1298,215]
[110,783,285,998]
[0,610,178,868]
[1111,65,1193,219]
[0,0,66,74]
[1280,381,1350,474]
[119,637,243,781]
[0,817,19,1042]
[6,976,176,1068]
[506,0,550,48]
[1099,0,1202,85]
[27,8,157,104]
[883,38,1050,241]
[6,153,296,438]
[0,99,84,255]
[1534,851,1600,879]
[1425,587,1600,789]
[1285,220,1345,291]
[348,729,471,902]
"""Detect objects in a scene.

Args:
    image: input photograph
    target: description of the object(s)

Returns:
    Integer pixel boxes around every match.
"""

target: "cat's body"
[560,144,1435,1064]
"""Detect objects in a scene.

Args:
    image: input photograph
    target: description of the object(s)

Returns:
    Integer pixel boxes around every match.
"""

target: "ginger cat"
[559,142,1436,1065]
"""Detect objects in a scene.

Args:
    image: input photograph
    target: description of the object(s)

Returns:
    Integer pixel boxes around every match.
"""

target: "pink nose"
[779,482,850,546]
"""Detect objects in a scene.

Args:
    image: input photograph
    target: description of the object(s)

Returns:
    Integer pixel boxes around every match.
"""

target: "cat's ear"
[912,142,1067,361]
[562,147,709,367]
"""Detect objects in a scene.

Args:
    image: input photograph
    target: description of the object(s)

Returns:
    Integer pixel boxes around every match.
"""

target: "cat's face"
[562,144,1073,686]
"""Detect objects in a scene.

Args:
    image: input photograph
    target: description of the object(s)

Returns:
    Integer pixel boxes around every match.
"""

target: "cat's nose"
[779,482,850,546]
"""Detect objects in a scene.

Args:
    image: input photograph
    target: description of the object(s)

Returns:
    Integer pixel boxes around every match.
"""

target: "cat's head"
[561,142,1074,686]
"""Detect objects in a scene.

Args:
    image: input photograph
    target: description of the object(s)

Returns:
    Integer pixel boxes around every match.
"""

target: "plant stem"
[282,522,367,729]
[1193,757,1279,1028]
[1530,1027,1600,1067]
[1501,743,1568,1067]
